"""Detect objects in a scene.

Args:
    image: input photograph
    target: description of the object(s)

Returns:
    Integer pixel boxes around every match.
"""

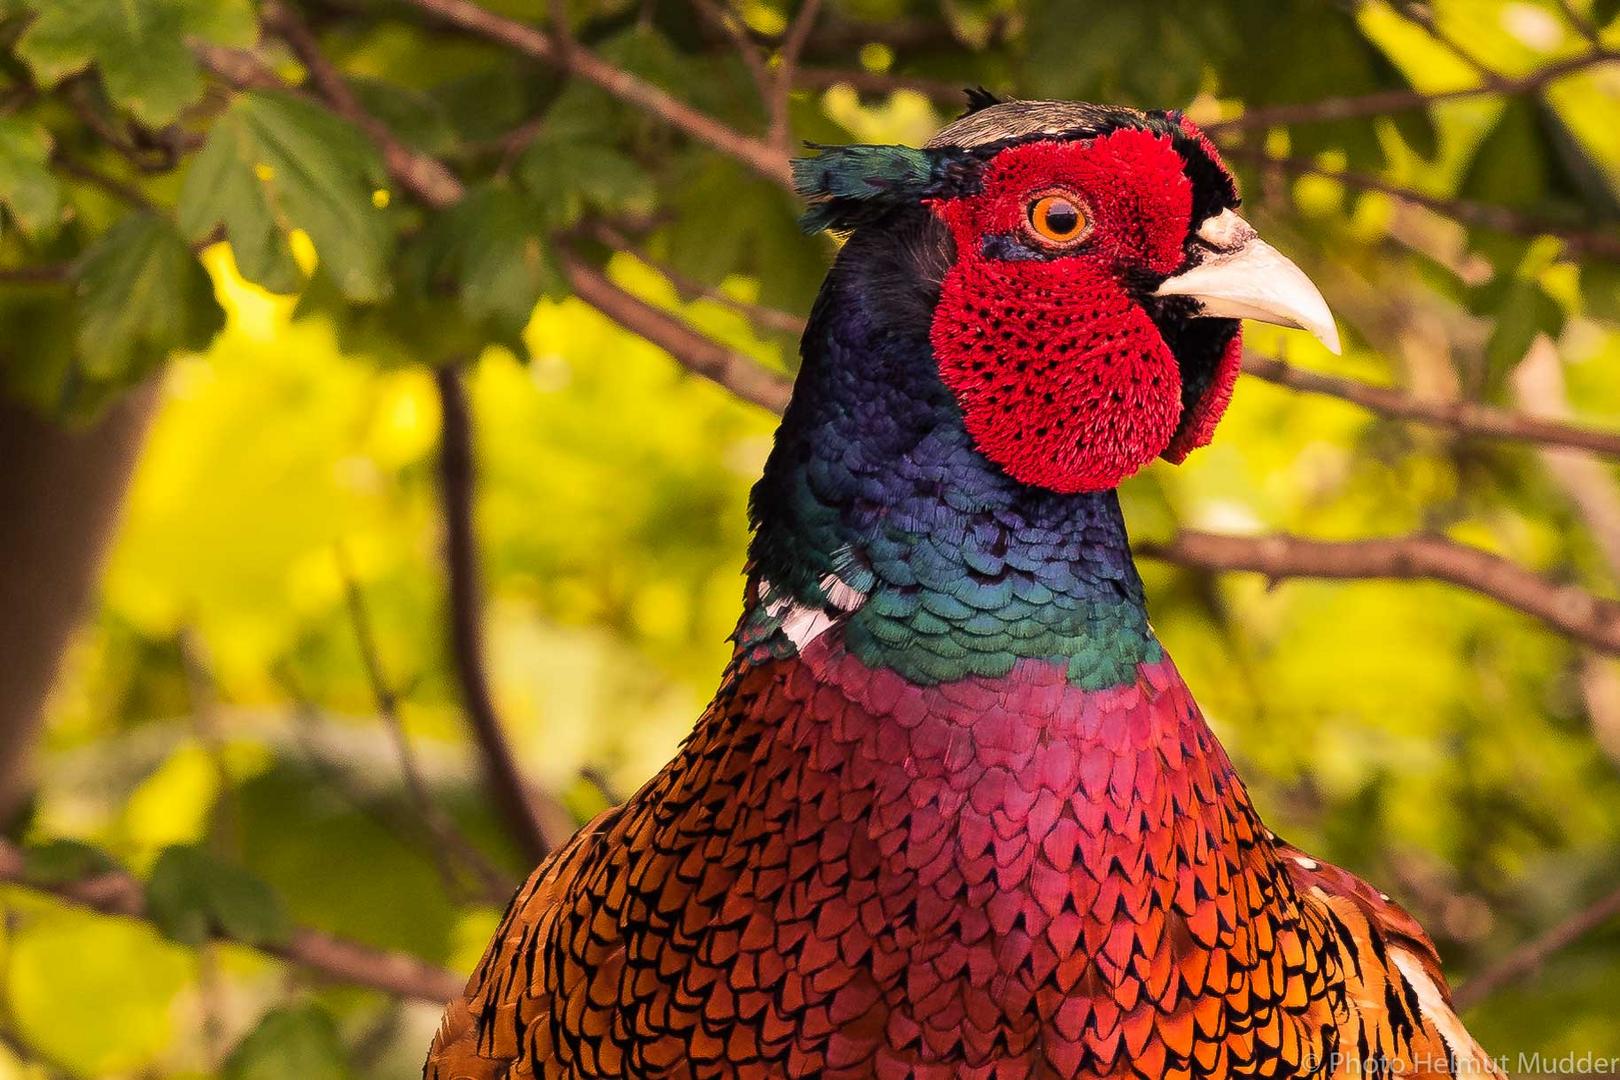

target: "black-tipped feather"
[960,86,1004,118]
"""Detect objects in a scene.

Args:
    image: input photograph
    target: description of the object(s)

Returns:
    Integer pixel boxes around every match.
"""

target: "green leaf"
[1596,0,1619,27]
[16,0,254,127]
[21,839,120,885]
[411,182,562,345]
[349,78,459,159]
[1580,262,1620,322]
[224,1004,350,1080]
[179,91,395,301]
[1482,278,1565,388]
[0,116,61,238]
[1460,99,1618,223]
[69,213,223,407]
[518,142,653,229]
[144,844,290,947]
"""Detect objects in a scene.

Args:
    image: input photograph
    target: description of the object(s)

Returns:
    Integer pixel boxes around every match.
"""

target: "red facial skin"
[928,127,1242,493]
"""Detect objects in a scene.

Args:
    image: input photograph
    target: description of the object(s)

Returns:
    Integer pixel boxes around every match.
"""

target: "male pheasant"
[426,98,1499,1080]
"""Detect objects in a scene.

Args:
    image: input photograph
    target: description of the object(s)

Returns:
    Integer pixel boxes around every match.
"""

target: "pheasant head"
[793,97,1339,493]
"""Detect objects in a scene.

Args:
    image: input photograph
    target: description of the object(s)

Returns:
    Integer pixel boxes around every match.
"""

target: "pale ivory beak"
[1154,209,1341,355]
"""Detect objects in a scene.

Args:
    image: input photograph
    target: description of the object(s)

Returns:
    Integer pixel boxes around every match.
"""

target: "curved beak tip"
[1155,219,1342,356]
[1316,316,1343,357]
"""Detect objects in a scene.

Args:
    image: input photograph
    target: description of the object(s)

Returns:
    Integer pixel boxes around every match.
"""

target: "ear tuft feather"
[960,86,1004,118]
[792,143,940,234]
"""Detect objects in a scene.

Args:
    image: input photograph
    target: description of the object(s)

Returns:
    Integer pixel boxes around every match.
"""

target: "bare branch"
[51,152,158,213]
[397,0,792,187]
[338,550,514,903]
[1243,352,1620,458]
[1553,0,1606,47]
[1221,146,1620,260]
[1139,530,1620,655]
[589,222,808,336]
[192,41,286,92]
[771,0,825,152]
[433,365,558,863]
[1453,880,1620,1009]
[1204,49,1618,134]
[1388,2,1508,85]
[691,0,775,118]
[262,0,465,209]
[0,263,71,284]
[561,253,795,412]
[0,839,462,1003]
[792,66,968,105]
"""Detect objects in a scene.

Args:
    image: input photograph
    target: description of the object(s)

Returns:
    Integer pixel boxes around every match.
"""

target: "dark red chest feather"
[466,643,1346,1079]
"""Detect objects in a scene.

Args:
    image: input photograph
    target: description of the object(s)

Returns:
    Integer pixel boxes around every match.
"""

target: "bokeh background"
[2,0,1620,1075]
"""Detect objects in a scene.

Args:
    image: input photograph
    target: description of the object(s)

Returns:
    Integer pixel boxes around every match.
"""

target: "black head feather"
[960,87,1004,118]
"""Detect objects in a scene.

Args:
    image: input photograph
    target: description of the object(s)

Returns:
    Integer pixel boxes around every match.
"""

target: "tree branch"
[1221,146,1620,260]
[1139,530,1620,655]
[0,839,462,1003]
[1388,2,1507,85]
[691,0,775,125]
[1203,49,1618,134]
[338,551,514,903]
[792,65,967,105]
[1243,352,1620,458]
[588,222,808,336]
[1452,880,1620,1009]
[191,41,286,92]
[561,253,794,412]
[1553,0,1606,48]
[434,365,556,863]
[771,0,824,153]
[396,0,792,187]
[262,0,465,209]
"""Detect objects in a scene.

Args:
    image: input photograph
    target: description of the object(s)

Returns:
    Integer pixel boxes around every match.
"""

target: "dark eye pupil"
[1043,202,1078,234]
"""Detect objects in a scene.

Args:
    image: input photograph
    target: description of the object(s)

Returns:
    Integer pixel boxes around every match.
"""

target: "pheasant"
[426,97,1499,1080]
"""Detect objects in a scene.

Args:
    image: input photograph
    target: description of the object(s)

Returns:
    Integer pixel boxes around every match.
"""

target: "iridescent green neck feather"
[741,208,1159,690]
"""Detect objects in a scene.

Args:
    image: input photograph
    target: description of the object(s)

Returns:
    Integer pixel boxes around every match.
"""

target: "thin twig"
[0,838,462,1003]
[0,263,71,284]
[1243,352,1620,458]
[1453,881,1620,1009]
[770,0,824,153]
[792,65,970,105]
[589,222,808,335]
[1138,530,1620,656]
[274,660,515,900]
[337,549,514,902]
[397,0,792,186]
[561,253,795,412]
[1553,0,1605,47]
[1221,146,1620,260]
[1204,48,1618,134]
[192,42,287,93]
[691,0,775,116]
[262,0,465,209]
[433,365,555,863]
[51,152,157,213]
[1389,2,1508,85]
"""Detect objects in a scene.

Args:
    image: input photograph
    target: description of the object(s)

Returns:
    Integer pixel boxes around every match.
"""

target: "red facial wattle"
[928,126,1243,493]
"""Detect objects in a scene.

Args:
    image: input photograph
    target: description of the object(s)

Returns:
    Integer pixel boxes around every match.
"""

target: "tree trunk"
[0,387,156,826]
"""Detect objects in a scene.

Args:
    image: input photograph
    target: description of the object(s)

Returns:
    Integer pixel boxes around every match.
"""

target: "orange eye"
[1027,193,1090,246]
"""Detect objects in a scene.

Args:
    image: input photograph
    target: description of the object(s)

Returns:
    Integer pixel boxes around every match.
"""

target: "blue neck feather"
[743,210,1159,688]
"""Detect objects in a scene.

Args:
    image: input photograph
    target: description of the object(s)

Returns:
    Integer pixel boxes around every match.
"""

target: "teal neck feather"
[742,210,1159,690]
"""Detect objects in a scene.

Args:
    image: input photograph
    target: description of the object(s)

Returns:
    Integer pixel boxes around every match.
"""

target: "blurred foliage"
[1,0,1620,1075]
